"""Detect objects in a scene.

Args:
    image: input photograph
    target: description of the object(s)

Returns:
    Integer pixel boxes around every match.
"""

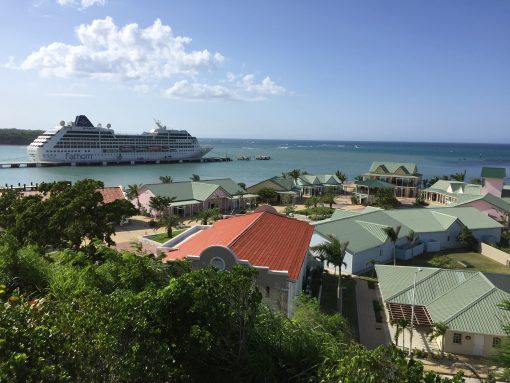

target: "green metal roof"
[424,180,482,196]
[271,177,296,191]
[145,178,244,202]
[481,167,506,179]
[452,193,510,213]
[314,207,502,254]
[376,265,510,335]
[368,162,418,175]
[199,178,247,196]
[330,209,361,220]
[316,174,342,185]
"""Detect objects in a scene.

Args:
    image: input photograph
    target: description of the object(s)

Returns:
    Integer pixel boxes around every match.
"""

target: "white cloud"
[164,74,286,101]
[15,17,286,102]
[56,0,106,9]
[242,74,286,95]
[20,17,224,82]
[165,80,237,101]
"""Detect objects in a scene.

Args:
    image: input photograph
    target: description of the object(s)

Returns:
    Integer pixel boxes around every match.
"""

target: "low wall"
[481,242,510,266]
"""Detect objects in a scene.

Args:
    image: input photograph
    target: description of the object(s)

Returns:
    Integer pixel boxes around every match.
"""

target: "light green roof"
[314,207,502,254]
[199,178,246,196]
[452,193,510,213]
[145,178,244,202]
[271,177,296,191]
[376,265,510,335]
[330,209,361,220]
[316,174,342,185]
[299,174,321,185]
[424,180,482,196]
[481,167,506,179]
[368,162,418,175]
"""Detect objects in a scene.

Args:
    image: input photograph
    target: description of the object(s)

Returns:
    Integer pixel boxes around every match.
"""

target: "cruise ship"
[27,115,212,163]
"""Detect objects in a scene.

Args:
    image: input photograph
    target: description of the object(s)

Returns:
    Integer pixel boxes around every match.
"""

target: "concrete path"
[355,279,390,349]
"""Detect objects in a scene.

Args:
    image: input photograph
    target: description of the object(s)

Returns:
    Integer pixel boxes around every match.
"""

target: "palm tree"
[159,175,173,183]
[311,235,349,312]
[398,318,410,351]
[406,229,419,257]
[429,321,449,358]
[194,207,221,225]
[449,170,466,182]
[126,184,143,210]
[156,213,181,239]
[287,169,302,183]
[320,193,335,208]
[335,170,347,183]
[383,225,401,266]
[190,174,201,182]
[149,195,176,217]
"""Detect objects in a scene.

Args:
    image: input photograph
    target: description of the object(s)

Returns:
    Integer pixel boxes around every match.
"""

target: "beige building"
[376,265,510,357]
[362,162,422,198]
[161,211,315,316]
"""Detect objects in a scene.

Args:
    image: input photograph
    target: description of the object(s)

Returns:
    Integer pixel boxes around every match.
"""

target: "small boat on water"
[237,155,251,161]
[256,155,271,160]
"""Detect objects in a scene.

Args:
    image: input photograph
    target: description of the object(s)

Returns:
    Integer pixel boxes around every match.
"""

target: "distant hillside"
[0,129,44,145]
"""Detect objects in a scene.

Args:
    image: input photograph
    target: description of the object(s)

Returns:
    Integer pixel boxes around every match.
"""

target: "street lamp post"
[409,268,422,356]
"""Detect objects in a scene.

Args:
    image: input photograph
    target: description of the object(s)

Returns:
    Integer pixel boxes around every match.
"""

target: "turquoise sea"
[0,139,509,187]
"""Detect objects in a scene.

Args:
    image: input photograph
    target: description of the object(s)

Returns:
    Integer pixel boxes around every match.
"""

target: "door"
[473,334,484,356]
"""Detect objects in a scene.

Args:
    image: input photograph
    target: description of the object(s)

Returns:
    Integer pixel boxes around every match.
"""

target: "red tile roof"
[97,187,126,204]
[164,212,313,280]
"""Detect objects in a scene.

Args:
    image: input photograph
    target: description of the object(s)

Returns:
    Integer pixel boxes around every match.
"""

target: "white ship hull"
[27,115,212,164]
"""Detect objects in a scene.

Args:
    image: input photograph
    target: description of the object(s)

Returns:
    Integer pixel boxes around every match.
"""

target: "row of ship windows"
[53,145,196,148]
[46,149,195,153]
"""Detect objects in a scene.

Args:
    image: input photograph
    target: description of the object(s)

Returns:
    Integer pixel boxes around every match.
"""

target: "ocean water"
[0,139,509,187]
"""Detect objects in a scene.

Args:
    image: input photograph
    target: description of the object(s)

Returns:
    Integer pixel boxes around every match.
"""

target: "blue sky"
[1,0,509,142]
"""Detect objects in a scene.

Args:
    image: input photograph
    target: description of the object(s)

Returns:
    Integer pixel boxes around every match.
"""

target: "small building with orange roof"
[162,210,315,316]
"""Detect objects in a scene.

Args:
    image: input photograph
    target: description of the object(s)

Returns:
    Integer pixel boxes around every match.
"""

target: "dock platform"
[0,157,232,169]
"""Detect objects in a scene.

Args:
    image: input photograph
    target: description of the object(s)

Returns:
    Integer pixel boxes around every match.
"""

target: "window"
[493,337,501,347]
[453,333,462,344]
[210,257,225,271]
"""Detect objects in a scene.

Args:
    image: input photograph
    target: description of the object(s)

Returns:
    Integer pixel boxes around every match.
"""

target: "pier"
[0,156,231,169]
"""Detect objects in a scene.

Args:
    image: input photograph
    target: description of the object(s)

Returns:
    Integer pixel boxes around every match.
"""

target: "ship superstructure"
[27,115,212,163]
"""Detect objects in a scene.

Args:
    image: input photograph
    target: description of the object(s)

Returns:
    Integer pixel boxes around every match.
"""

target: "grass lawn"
[398,249,510,275]
[320,273,359,341]
[149,229,185,243]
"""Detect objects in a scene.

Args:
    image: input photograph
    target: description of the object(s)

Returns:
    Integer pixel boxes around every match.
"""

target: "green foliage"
[257,188,277,204]
[429,255,452,268]
[305,196,320,208]
[148,195,176,217]
[351,194,358,205]
[190,173,200,181]
[335,170,347,183]
[457,224,478,251]
[125,183,143,210]
[156,213,181,238]
[320,193,336,208]
[286,169,302,181]
[319,344,464,382]
[194,207,221,225]
[0,242,464,382]
[0,128,43,144]
[0,179,137,251]
[429,321,449,358]
[493,300,510,381]
[374,188,399,209]
[159,175,173,183]
[449,170,466,182]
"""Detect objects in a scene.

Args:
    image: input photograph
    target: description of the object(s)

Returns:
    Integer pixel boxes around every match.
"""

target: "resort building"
[161,211,315,316]
[354,179,395,204]
[133,178,257,217]
[312,207,502,275]
[376,265,510,357]
[362,162,422,198]
[421,167,510,223]
[246,174,343,202]
[97,186,126,203]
